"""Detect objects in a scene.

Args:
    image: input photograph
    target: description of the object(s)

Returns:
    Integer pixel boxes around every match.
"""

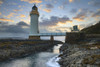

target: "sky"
[0,0,100,38]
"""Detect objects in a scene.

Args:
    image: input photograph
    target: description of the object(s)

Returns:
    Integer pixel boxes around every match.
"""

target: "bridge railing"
[30,33,66,36]
[39,33,66,36]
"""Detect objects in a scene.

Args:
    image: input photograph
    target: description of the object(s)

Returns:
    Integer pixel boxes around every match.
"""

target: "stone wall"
[29,36,40,40]
[65,32,85,43]
[65,32,100,43]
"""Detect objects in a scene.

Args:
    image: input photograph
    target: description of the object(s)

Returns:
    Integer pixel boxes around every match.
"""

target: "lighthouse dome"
[32,4,37,10]
[30,4,39,16]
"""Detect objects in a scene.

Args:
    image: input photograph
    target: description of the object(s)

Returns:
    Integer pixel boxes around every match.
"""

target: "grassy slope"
[81,21,100,34]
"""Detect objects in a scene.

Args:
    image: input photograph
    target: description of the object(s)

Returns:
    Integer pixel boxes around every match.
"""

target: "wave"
[46,55,60,67]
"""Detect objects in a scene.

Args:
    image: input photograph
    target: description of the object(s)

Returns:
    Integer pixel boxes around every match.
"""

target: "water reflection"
[41,36,65,42]
[53,44,62,54]
[0,44,62,67]
[32,52,57,67]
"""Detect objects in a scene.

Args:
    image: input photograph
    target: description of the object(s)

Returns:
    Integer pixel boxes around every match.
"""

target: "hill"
[81,21,100,34]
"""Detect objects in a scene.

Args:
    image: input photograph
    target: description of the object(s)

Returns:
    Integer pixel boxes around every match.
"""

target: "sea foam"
[46,55,60,67]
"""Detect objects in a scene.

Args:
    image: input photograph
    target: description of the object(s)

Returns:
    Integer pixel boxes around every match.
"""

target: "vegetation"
[81,21,100,34]
[78,42,100,50]
[82,55,100,65]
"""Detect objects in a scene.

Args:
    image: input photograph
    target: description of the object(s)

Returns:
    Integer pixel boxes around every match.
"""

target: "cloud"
[57,22,67,27]
[70,9,78,14]
[11,2,17,5]
[39,16,72,32]
[19,14,26,18]
[39,5,52,12]
[0,12,1,15]
[0,18,14,22]
[92,9,100,17]
[0,0,3,5]
[45,4,54,9]
[13,9,23,12]
[43,9,51,12]
[69,0,80,3]
[18,5,22,8]
[21,0,42,3]
[0,21,29,34]
[69,0,74,3]
[7,2,17,6]
[73,9,99,22]
[45,27,69,33]
[38,4,43,9]
[17,21,29,26]
[40,16,71,26]
[39,4,52,12]
[4,13,16,18]
[58,1,67,10]
[54,27,70,32]
[56,20,72,27]
[73,9,88,21]
[0,16,72,34]
[58,5,64,9]
[79,22,94,30]
[88,0,100,7]
[73,18,84,21]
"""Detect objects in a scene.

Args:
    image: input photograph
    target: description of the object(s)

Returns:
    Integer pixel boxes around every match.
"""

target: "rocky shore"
[58,40,100,67]
[0,39,63,62]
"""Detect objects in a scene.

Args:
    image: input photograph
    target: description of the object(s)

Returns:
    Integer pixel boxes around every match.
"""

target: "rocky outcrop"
[58,41,100,67]
[0,39,63,62]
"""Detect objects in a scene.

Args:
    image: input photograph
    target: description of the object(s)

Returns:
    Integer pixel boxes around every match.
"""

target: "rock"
[58,42,100,67]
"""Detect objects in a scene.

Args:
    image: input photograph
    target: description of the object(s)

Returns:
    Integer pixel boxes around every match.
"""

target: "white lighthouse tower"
[29,4,40,39]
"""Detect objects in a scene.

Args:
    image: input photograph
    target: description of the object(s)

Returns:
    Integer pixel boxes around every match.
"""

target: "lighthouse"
[29,4,40,39]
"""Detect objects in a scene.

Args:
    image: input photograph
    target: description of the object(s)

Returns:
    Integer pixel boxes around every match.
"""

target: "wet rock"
[58,41,100,67]
[0,40,62,62]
